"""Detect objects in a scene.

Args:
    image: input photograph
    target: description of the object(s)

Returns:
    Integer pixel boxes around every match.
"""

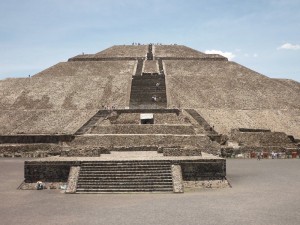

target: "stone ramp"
[76,160,173,193]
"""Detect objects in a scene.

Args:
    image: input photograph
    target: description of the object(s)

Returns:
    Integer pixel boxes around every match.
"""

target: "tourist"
[257,152,261,160]
[156,82,160,90]
[271,151,275,159]
[36,181,44,190]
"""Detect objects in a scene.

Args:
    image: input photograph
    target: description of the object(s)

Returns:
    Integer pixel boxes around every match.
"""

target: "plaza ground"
[0,158,299,225]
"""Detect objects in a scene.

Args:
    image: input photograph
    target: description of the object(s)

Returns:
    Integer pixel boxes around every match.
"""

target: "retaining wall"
[230,130,295,146]
[90,124,195,134]
[70,134,213,148]
[0,135,74,144]
[180,160,226,180]
[24,161,79,182]
[0,144,62,157]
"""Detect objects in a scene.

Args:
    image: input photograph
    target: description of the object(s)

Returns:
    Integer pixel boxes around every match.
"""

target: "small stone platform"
[23,151,227,193]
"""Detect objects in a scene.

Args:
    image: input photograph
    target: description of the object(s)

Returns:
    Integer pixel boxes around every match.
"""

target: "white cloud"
[278,43,300,50]
[205,50,236,61]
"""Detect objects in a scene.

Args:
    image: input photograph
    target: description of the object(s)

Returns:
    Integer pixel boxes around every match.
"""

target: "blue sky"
[1,0,300,82]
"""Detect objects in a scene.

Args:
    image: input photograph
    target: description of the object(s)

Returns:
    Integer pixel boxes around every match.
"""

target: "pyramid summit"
[1,44,299,193]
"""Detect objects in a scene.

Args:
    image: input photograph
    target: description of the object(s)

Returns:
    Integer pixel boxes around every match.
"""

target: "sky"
[0,0,300,82]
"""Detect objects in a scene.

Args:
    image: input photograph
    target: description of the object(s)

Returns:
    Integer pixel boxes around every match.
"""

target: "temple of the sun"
[0,44,299,193]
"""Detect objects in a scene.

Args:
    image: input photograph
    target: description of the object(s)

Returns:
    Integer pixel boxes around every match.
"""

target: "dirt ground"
[0,158,300,225]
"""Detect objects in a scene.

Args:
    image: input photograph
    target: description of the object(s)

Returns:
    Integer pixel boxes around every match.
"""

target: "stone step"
[81,161,171,165]
[130,89,166,92]
[81,164,171,168]
[129,101,167,105]
[76,187,173,193]
[77,181,172,185]
[77,184,173,189]
[80,166,171,170]
[130,99,167,103]
[80,169,169,176]
[132,75,164,79]
[78,174,172,178]
[131,85,165,90]
[78,176,172,181]
[132,83,165,85]
[81,163,170,166]
[81,166,171,170]
[130,93,166,97]
[77,179,172,184]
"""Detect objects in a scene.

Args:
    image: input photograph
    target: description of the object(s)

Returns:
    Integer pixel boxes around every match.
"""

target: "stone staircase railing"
[135,59,144,76]
[75,110,111,135]
[185,109,218,135]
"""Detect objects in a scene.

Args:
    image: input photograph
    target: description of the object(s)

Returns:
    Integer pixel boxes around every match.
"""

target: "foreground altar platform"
[23,151,226,193]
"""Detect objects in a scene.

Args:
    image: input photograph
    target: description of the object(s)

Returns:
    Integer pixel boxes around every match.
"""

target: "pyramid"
[1,44,299,193]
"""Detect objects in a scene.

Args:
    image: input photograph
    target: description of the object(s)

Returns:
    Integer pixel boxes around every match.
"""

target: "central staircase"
[129,74,167,108]
[76,161,173,193]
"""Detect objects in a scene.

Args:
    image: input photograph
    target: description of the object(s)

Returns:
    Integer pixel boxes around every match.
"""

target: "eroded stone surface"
[66,166,80,194]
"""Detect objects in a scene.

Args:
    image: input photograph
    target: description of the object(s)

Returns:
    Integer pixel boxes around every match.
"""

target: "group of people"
[151,82,162,102]
[257,151,279,160]
[131,43,177,46]
[102,105,117,110]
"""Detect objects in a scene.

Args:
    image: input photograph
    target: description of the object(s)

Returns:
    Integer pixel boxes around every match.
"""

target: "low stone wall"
[113,146,158,151]
[183,179,229,189]
[0,144,62,157]
[61,147,110,157]
[163,147,202,156]
[230,130,294,147]
[221,146,300,158]
[0,135,74,144]
[24,161,79,182]
[181,160,226,180]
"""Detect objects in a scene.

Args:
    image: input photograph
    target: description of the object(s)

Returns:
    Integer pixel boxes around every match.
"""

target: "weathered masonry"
[1,44,299,193]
